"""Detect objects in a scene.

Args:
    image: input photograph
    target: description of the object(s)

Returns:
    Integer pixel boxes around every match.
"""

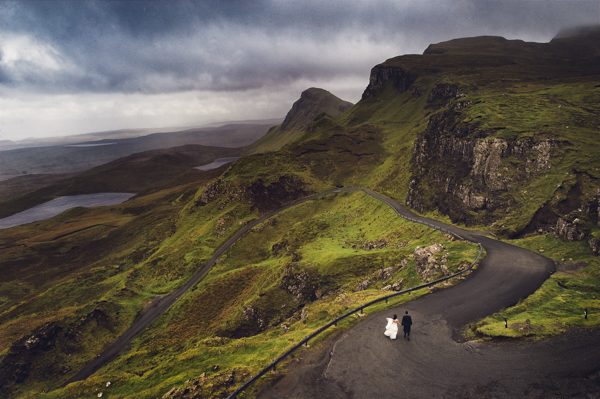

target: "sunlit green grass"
[42,191,478,399]
[474,234,600,338]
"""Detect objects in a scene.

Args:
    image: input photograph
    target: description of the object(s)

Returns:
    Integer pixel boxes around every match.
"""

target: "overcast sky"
[0,0,598,140]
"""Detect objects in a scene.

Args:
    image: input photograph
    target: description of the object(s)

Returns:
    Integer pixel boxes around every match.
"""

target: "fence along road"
[257,189,600,399]
[228,187,485,398]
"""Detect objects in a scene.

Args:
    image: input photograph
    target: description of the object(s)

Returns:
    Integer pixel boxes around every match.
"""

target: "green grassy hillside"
[38,191,477,399]
[250,88,353,153]
[1,27,600,398]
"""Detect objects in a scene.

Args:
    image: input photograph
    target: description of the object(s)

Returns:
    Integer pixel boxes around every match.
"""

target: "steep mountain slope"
[250,88,353,152]
[391,31,600,239]
[276,27,600,243]
[201,22,600,365]
[0,187,477,398]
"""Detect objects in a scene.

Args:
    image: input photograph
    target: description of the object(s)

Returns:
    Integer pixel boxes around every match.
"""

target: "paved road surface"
[258,189,600,398]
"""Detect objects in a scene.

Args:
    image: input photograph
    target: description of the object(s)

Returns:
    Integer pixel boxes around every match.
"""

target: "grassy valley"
[0,122,274,181]
[0,144,240,219]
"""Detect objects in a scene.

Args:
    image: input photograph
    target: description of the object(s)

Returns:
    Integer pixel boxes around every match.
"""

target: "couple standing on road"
[384,311,412,340]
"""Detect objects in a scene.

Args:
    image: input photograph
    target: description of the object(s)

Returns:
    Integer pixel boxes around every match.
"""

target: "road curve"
[258,189,600,398]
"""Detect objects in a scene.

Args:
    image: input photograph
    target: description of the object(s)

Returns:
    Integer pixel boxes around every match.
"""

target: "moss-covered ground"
[37,191,477,399]
[473,234,600,339]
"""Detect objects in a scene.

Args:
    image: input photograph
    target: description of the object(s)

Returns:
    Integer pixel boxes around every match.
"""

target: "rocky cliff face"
[361,64,417,100]
[407,103,557,225]
[405,81,600,255]
[367,29,600,253]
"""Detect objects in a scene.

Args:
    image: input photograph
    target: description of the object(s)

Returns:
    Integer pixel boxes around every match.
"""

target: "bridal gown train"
[384,317,398,340]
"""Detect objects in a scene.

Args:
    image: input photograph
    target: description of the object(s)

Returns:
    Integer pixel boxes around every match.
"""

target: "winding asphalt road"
[258,189,600,398]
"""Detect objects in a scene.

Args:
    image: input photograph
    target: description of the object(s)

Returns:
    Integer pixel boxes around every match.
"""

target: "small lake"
[194,157,239,171]
[65,142,117,148]
[0,192,135,229]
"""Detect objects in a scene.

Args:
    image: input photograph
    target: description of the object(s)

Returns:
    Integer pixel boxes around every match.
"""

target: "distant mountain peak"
[299,87,334,99]
[280,88,353,132]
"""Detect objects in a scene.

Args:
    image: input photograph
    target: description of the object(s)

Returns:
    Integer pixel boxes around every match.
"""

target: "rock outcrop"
[362,64,417,100]
[407,105,557,225]
[280,264,320,302]
[271,239,289,256]
[354,266,398,291]
[196,179,245,207]
[162,368,249,399]
[220,264,321,338]
[413,243,448,279]
[427,83,461,105]
[555,217,587,241]
[246,175,307,212]
[0,323,62,387]
[0,304,115,391]
[197,174,307,213]
[589,237,600,256]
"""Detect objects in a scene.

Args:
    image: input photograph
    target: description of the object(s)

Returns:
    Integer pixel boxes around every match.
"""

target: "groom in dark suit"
[401,311,412,340]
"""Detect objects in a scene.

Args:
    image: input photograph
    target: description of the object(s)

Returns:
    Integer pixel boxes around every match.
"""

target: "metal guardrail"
[227,189,484,399]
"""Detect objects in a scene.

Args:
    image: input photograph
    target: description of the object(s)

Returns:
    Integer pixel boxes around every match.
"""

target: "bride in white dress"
[384,314,399,340]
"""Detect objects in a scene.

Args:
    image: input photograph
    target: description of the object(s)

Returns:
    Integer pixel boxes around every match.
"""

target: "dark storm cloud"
[0,0,598,94]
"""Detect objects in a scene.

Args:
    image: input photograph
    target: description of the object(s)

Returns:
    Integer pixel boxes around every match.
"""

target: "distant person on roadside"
[384,314,400,340]
[401,311,412,340]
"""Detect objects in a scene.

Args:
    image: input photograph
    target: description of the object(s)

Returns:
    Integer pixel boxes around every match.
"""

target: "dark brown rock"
[196,178,245,207]
[0,322,62,388]
[246,175,307,213]
[196,174,307,213]
[427,83,460,105]
[556,217,587,241]
[362,64,417,100]
[280,264,319,302]
[271,239,289,256]
[589,237,600,255]
[161,368,249,399]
